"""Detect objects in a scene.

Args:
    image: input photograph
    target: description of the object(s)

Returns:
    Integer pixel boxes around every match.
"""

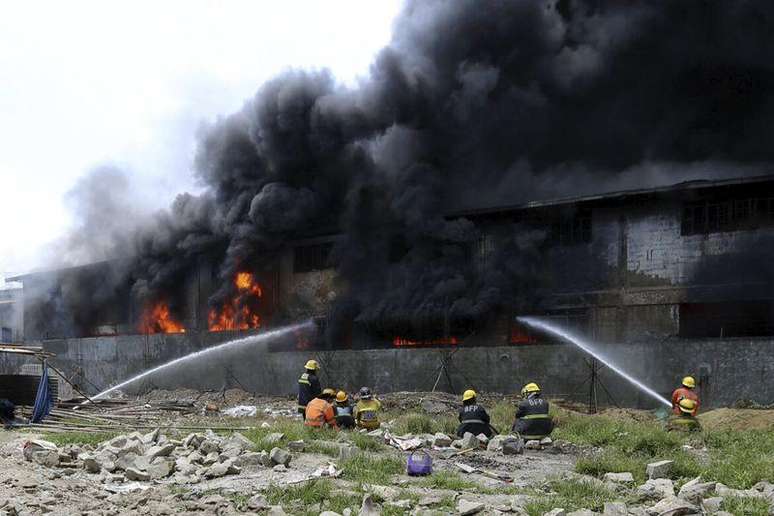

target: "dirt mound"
[697,408,774,431]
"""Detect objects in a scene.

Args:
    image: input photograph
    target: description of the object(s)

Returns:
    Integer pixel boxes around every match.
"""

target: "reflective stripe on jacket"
[457,404,492,438]
[305,398,337,428]
[335,405,355,428]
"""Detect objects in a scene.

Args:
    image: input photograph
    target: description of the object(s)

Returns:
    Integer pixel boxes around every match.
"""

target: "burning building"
[5,1,774,407]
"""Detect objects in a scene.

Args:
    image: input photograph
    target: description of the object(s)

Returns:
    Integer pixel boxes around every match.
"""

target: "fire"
[510,325,537,345]
[208,272,263,331]
[393,336,460,347]
[139,301,186,334]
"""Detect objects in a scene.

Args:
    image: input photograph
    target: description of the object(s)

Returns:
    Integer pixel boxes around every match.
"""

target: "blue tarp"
[31,362,53,423]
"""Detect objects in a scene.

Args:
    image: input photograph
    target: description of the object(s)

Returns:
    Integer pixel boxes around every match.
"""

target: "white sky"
[0,0,403,287]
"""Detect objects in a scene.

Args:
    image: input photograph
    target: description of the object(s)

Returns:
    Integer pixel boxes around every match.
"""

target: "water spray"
[517,316,671,408]
[82,320,313,405]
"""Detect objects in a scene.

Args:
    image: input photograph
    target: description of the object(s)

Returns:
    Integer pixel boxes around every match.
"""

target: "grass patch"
[340,454,404,484]
[418,470,478,491]
[306,441,340,457]
[350,431,385,452]
[699,430,774,488]
[524,478,617,516]
[241,419,337,451]
[392,412,457,436]
[721,496,772,516]
[263,479,359,515]
[42,431,118,447]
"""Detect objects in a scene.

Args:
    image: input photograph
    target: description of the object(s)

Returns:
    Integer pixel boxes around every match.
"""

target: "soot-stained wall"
[0,330,771,408]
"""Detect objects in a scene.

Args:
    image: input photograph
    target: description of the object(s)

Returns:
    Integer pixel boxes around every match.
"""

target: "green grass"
[263,479,359,516]
[524,478,617,516]
[42,431,118,447]
[417,470,479,491]
[391,412,457,436]
[241,419,337,451]
[350,431,386,452]
[340,454,404,484]
[555,411,774,489]
[721,496,772,516]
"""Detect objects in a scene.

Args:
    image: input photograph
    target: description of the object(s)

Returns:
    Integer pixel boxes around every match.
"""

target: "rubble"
[457,498,485,515]
[646,460,674,480]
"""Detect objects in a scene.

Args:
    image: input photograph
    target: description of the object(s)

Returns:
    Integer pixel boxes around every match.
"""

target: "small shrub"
[350,432,385,452]
[721,496,772,516]
[43,431,117,447]
[394,413,434,435]
[340,455,404,484]
[418,470,478,491]
[524,478,616,516]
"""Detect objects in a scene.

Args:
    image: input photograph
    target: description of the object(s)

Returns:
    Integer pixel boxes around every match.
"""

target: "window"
[293,242,333,273]
[550,210,592,245]
[1,327,11,343]
[682,197,774,235]
[679,301,774,338]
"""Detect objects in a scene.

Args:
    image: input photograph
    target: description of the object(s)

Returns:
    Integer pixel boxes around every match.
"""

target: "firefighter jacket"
[354,398,382,430]
[304,398,337,428]
[512,394,554,440]
[456,403,492,438]
[298,371,322,410]
[335,404,355,429]
[671,387,699,416]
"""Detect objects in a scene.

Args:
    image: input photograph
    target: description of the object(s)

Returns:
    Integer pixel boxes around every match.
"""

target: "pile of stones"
[23,429,292,483]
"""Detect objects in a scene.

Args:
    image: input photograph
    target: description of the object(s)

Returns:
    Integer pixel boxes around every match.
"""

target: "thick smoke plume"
[45,0,774,337]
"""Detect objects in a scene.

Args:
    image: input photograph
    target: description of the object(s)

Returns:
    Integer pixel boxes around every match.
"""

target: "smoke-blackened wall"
[32,0,774,338]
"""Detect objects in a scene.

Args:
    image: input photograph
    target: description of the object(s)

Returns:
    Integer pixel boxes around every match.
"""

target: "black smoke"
[45,0,774,338]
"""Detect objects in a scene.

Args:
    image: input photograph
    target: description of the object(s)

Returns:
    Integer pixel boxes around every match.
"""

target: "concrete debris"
[476,433,489,446]
[222,405,258,417]
[23,440,58,462]
[646,460,674,480]
[524,440,541,450]
[637,479,676,500]
[358,494,380,516]
[603,472,635,484]
[287,440,305,452]
[540,437,553,446]
[457,498,485,515]
[677,478,716,503]
[645,497,700,516]
[502,437,524,455]
[433,433,453,448]
[603,502,628,516]
[124,467,150,481]
[460,432,479,450]
[31,450,60,467]
[701,497,723,513]
[567,510,598,516]
[545,509,567,516]
[269,447,292,467]
[248,494,270,511]
[313,463,342,478]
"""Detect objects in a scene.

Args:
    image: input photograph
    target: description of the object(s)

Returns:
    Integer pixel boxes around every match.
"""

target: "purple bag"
[406,450,433,476]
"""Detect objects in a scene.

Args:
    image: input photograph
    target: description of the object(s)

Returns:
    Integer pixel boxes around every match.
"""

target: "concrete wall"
[0,289,23,343]
[1,329,771,408]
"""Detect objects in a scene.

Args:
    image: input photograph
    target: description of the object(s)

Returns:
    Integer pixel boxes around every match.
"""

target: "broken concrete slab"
[457,498,485,515]
[637,479,675,500]
[603,472,635,484]
[646,497,700,516]
[270,447,291,467]
[646,460,674,480]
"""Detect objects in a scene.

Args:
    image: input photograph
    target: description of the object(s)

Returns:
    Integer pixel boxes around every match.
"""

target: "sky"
[0,0,403,287]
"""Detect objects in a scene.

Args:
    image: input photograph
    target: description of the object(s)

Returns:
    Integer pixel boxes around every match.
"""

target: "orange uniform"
[304,398,338,429]
[671,387,699,416]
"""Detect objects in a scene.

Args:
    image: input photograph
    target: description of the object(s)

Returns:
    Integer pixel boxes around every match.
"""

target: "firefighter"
[456,389,493,438]
[305,388,338,429]
[512,382,554,440]
[297,359,322,416]
[671,376,699,416]
[666,398,702,432]
[334,391,355,429]
[354,387,382,430]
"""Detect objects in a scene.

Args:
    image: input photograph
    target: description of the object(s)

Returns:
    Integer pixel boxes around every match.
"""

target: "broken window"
[679,301,774,338]
[682,196,774,235]
[293,242,333,273]
[550,209,592,246]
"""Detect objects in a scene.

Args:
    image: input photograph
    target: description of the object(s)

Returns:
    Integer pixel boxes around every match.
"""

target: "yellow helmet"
[682,376,696,389]
[678,398,697,414]
[336,391,348,403]
[521,382,541,396]
[305,359,319,371]
[462,389,477,402]
[321,388,336,399]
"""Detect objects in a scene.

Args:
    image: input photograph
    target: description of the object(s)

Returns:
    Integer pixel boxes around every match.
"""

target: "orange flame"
[510,325,537,345]
[393,336,459,347]
[139,301,186,334]
[208,272,263,331]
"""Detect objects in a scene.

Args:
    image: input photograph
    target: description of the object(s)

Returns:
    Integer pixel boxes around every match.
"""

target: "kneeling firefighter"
[354,387,381,430]
[304,388,338,429]
[666,398,702,432]
[456,389,494,438]
[334,391,355,429]
[512,382,554,440]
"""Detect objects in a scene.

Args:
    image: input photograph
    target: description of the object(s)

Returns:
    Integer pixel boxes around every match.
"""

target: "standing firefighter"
[456,389,493,438]
[298,359,322,415]
[334,391,355,429]
[667,398,702,432]
[354,387,382,430]
[512,382,554,440]
[671,376,699,416]
[305,388,338,429]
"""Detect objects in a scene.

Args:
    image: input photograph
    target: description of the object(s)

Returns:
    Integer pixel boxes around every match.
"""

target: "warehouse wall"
[1,329,771,408]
